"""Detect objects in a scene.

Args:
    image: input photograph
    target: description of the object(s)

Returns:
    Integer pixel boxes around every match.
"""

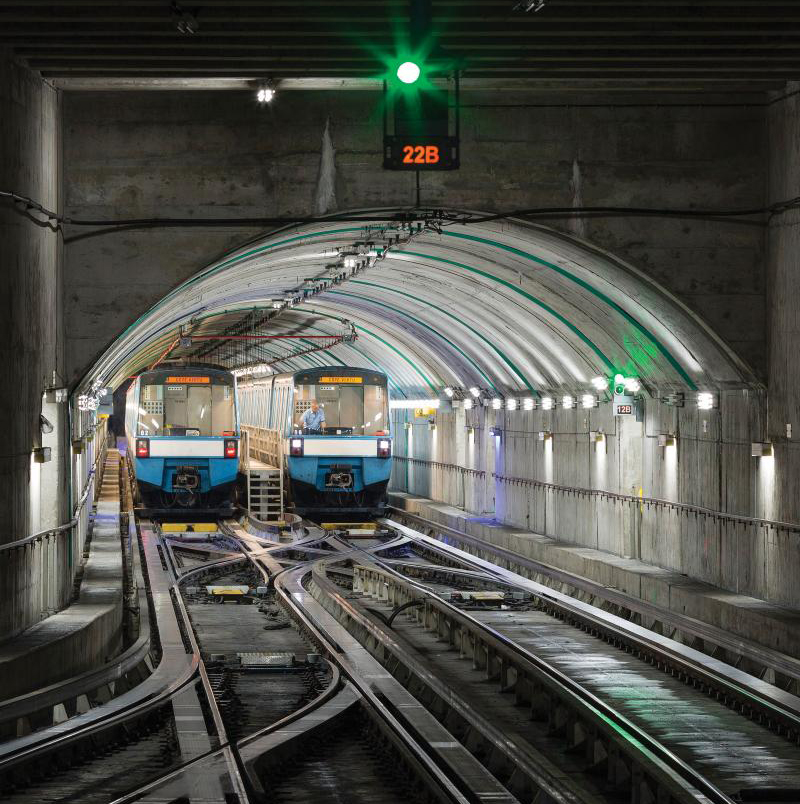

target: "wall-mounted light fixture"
[538,430,552,441]
[657,434,676,448]
[589,430,605,443]
[697,392,719,410]
[489,426,502,439]
[662,392,685,407]
[506,398,518,411]
[581,393,598,409]
[541,397,553,411]
[33,447,52,463]
[562,395,575,410]
[463,398,473,410]
[403,421,412,430]
[752,442,773,457]
[523,398,536,411]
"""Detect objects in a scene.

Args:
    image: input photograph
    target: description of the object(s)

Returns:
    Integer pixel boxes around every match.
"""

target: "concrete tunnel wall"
[3,59,800,642]
[62,88,767,384]
[390,385,800,610]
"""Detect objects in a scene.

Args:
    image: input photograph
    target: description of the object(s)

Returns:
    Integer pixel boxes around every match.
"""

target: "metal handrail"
[0,424,108,553]
[393,452,800,532]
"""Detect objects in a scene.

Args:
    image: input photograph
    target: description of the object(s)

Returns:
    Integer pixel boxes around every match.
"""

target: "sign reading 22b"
[384,136,459,171]
[402,144,440,165]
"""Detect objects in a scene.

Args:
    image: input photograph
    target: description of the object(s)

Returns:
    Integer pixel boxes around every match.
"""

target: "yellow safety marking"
[161,522,217,533]
[320,522,377,531]
[209,588,245,596]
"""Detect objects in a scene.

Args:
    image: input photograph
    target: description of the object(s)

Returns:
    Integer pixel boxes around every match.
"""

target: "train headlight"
[290,437,304,457]
[224,438,238,458]
[377,438,391,459]
[136,438,149,458]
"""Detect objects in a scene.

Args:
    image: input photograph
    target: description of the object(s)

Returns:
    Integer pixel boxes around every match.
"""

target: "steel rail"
[386,507,800,695]
[0,520,199,773]
[225,526,476,804]
[159,524,250,803]
[339,535,735,804]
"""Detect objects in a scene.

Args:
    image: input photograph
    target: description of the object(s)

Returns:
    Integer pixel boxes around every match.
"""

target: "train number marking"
[402,144,440,165]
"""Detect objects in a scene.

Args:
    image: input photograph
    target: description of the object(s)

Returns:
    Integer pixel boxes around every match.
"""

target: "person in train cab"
[299,399,325,433]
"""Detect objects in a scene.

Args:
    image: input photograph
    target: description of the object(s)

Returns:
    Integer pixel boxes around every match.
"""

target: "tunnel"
[2,4,800,802]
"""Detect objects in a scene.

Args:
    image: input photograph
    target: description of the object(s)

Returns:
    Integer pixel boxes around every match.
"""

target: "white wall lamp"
[657,434,676,448]
[752,442,773,457]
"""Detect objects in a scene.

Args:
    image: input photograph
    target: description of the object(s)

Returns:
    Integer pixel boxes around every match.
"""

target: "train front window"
[294,380,388,435]
[138,381,235,436]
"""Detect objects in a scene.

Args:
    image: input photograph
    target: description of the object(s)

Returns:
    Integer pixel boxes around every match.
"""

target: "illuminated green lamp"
[396,60,421,84]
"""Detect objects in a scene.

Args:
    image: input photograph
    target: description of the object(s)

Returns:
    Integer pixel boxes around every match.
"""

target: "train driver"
[299,399,325,434]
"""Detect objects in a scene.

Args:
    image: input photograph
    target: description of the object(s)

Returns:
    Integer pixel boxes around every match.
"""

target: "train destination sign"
[166,376,210,384]
[320,376,363,384]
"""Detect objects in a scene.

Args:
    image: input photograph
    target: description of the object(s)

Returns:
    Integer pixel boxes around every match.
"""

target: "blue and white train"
[239,367,392,519]
[125,365,240,512]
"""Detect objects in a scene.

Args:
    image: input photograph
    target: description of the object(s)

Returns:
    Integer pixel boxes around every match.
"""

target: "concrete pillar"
[0,50,63,638]
[767,82,800,524]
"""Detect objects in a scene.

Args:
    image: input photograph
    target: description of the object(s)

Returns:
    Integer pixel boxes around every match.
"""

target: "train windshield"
[294,377,388,436]
[137,376,235,436]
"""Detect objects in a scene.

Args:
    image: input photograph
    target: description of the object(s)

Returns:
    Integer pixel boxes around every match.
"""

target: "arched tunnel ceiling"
[86,209,757,400]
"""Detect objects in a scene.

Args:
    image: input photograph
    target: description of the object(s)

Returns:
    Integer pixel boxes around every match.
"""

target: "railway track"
[4,505,800,804]
[299,519,800,804]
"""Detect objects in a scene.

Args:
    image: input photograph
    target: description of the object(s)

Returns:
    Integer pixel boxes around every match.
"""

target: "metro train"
[239,367,392,518]
[125,364,240,512]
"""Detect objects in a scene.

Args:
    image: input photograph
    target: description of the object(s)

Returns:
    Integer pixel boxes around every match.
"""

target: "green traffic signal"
[396,61,421,84]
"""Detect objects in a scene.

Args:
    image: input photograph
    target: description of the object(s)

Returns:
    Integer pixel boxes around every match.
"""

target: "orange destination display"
[320,376,363,384]
[166,376,210,384]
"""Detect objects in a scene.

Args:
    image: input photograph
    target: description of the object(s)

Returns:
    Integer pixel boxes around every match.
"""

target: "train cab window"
[293,378,388,436]
[137,379,235,436]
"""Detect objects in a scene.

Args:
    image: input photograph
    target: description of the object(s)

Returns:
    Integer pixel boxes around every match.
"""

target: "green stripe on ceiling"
[326,289,498,393]
[401,250,616,376]
[115,307,406,395]
[440,230,697,390]
[349,279,538,395]
[114,226,367,344]
[304,307,440,394]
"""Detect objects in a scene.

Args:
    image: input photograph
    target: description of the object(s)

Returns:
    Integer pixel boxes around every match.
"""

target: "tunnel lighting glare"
[463,398,473,410]
[591,376,609,391]
[271,300,283,309]
[541,397,553,411]
[469,387,481,398]
[562,395,575,410]
[697,392,717,410]
[443,387,454,398]
[624,378,641,394]
[389,399,441,410]
[523,398,535,411]
[582,394,598,409]
[506,399,518,411]
[256,86,275,104]
[396,61,421,84]
[492,398,502,410]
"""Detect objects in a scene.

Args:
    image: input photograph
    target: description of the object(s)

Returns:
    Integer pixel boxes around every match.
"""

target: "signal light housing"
[224,438,238,459]
[136,438,149,458]
[377,438,392,459]
[290,437,304,457]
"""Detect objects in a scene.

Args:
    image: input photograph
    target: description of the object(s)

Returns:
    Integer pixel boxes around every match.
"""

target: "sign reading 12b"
[383,136,459,171]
